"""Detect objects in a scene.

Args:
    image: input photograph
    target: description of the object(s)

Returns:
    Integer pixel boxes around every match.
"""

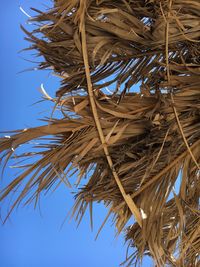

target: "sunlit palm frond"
[1,0,200,266]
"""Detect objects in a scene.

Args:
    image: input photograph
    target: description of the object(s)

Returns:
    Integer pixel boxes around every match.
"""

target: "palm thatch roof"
[1,0,200,266]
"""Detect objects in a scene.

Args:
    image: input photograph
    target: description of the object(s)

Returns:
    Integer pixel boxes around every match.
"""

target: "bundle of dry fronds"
[0,0,200,266]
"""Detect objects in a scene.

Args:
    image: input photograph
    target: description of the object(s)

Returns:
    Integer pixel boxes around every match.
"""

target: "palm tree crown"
[0,1,200,266]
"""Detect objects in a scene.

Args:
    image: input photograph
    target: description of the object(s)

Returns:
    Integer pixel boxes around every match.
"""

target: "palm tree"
[0,1,199,266]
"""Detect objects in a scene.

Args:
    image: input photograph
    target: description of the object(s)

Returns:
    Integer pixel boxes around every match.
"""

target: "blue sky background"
[0,1,153,266]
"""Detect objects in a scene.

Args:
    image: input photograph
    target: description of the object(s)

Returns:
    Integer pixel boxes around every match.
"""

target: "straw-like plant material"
[1,0,200,266]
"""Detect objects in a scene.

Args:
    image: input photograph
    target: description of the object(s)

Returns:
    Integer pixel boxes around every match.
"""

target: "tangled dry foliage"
[0,0,200,266]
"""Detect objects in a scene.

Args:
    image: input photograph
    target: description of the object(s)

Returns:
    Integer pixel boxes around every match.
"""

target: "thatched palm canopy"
[1,0,200,266]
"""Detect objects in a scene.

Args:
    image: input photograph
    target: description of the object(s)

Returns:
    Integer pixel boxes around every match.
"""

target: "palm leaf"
[1,0,200,266]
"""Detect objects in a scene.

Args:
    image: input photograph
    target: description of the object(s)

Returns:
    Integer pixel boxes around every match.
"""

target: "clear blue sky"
[0,1,153,266]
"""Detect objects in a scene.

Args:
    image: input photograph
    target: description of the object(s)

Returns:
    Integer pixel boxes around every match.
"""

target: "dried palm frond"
[1,0,200,266]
